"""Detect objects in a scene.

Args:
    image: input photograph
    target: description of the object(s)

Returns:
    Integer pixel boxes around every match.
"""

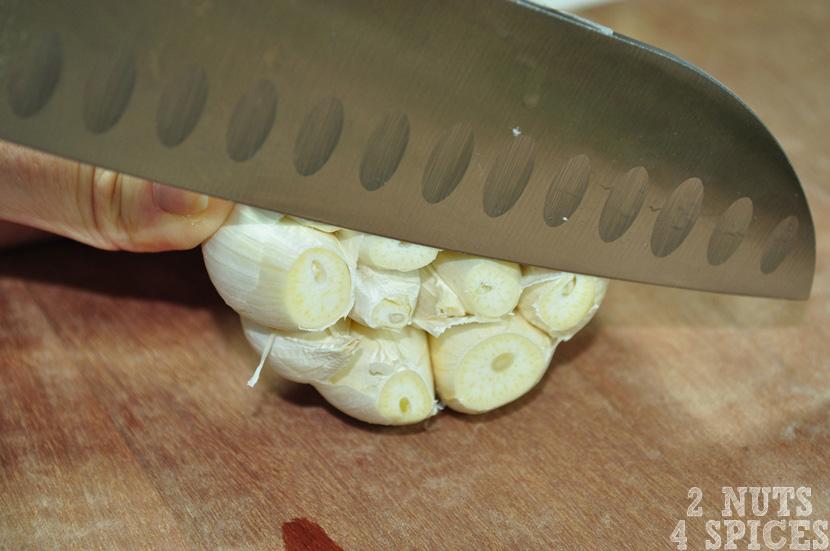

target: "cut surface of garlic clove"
[339,230,439,272]
[518,272,608,339]
[429,315,556,414]
[202,205,353,331]
[313,325,436,425]
[241,317,359,384]
[431,252,522,318]
[349,265,421,330]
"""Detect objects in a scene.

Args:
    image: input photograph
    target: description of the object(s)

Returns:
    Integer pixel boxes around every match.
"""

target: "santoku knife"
[0,0,815,299]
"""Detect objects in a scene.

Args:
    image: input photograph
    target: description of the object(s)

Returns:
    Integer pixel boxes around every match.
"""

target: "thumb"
[0,141,232,252]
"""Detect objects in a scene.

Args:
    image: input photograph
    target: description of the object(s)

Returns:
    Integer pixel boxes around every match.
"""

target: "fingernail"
[152,183,209,215]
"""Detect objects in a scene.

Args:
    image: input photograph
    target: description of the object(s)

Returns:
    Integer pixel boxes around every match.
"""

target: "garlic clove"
[202,205,354,331]
[429,315,556,414]
[412,266,484,337]
[431,252,522,318]
[241,317,359,384]
[349,265,421,330]
[339,230,439,272]
[518,270,608,340]
[313,324,437,425]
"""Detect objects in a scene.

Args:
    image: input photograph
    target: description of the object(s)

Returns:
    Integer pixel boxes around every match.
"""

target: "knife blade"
[0,0,815,299]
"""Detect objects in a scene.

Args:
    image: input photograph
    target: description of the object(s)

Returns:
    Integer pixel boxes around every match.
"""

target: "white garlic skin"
[349,264,421,330]
[241,318,359,384]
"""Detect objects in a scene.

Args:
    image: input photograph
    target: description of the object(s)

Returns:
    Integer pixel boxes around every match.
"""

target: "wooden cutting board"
[1,1,828,549]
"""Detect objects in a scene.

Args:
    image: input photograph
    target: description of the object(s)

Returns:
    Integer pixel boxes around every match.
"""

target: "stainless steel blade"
[0,0,815,299]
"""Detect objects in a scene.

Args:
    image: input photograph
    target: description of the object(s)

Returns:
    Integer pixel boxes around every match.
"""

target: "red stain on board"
[282,518,343,551]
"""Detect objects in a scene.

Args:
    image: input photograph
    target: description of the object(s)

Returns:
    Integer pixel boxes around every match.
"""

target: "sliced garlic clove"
[202,205,354,331]
[518,271,608,340]
[289,216,341,233]
[349,265,421,330]
[431,252,522,318]
[241,317,359,384]
[313,325,437,425]
[429,315,556,414]
[339,230,439,272]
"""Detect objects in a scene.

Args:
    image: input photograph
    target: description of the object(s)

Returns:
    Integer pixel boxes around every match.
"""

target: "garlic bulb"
[431,252,522,318]
[349,264,421,330]
[241,318,358,384]
[201,206,609,426]
[429,315,556,414]
[313,325,436,425]
[518,268,608,339]
[339,230,439,272]
[203,205,353,331]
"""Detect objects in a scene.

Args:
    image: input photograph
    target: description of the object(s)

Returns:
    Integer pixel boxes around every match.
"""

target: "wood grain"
[1,1,829,549]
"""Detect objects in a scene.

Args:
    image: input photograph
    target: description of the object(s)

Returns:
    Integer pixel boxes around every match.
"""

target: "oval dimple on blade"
[543,154,591,227]
[360,112,410,191]
[82,48,136,134]
[422,123,474,204]
[650,177,704,258]
[294,97,344,177]
[598,166,649,242]
[707,197,753,266]
[225,79,277,162]
[156,66,208,147]
[761,215,799,274]
[7,31,62,119]
[482,135,535,217]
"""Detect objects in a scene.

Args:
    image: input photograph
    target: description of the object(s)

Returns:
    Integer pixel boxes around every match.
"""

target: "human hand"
[0,140,232,251]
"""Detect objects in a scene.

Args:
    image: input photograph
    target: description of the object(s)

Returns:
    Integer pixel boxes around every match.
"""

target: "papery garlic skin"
[336,229,362,267]
[203,205,354,332]
[241,318,358,384]
[313,325,436,425]
[413,266,482,337]
[431,252,523,318]
[520,265,572,289]
[349,265,421,330]
[429,315,555,414]
[339,230,439,272]
[230,205,285,225]
[518,268,608,340]
[289,216,341,233]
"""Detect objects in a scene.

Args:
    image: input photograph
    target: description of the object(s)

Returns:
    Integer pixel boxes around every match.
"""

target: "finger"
[0,141,233,252]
